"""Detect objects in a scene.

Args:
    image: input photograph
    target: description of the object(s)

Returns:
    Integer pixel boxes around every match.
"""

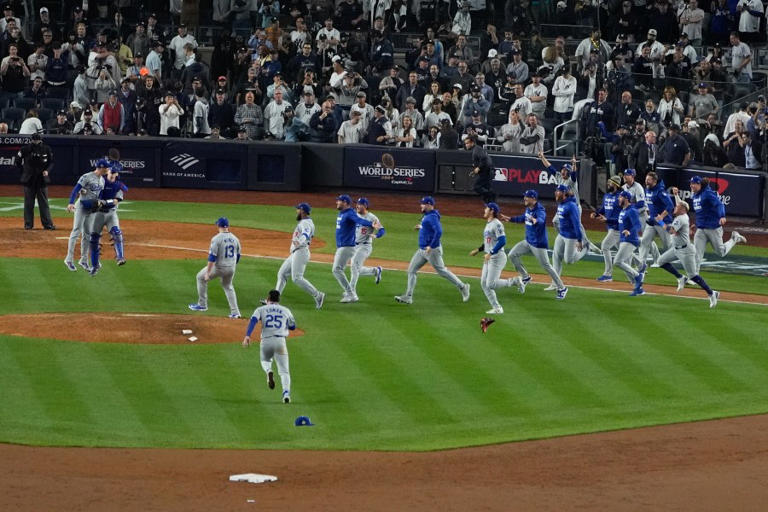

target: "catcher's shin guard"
[89,232,102,269]
[110,226,124,260]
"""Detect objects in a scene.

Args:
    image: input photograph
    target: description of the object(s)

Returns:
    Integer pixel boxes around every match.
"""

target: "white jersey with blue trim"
[622,182,647,212]
[483,218,505,253]
[251,303,296,340]
[292,218,315,250]
[210,232,241,268]
[355,212,380,244]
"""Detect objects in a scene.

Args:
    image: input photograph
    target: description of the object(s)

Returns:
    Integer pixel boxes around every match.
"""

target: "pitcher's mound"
[0,313,304,344]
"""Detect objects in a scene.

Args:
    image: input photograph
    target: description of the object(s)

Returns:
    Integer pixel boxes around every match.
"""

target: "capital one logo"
[708,177,729,194]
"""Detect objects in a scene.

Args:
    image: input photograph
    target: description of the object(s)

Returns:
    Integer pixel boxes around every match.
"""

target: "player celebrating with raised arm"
[275,203,325,309]
[504,189,567,298]
[655,194,720,307]
[242,289,296,404]
[395,196,471,304]
[470,202,513,314]
[637,171,674,277]
[189,217,242,318]
[333,194,380,303]
[64,159,110,273]
[689,176,747,266]
[592,175,623,282]
[349,197,385,298]
[615,190,646,296]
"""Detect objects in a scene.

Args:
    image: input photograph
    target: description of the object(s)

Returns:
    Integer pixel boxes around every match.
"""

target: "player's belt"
[355,242,370,245]
[676,244,687,250]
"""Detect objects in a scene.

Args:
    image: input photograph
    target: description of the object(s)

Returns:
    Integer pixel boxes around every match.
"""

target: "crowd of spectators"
[0,0,765,172]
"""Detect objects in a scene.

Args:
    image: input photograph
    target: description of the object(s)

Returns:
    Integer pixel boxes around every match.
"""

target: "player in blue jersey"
[332,194,380,303]
[637,171,674,275]
[549,184,587,297]
[592,175,622,282]
[689,176,747,266]
[100,162,128,265]
[615,190,645,296]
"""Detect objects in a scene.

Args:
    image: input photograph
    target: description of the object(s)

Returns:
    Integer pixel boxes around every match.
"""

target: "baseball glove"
[480,317,495,334]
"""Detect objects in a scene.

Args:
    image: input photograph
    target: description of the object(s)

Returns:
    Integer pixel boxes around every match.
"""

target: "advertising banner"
[490,154,575,199]
[162,141,247,189]
[0,134,31,184]
[78,141,158,184]
[343,146,435,192]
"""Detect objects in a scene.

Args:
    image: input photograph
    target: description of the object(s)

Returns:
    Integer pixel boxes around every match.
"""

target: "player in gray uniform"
[64,159,110,273]
[188,217,242,318]
[655,195,720,308]
[275,203,325,309]
[349,197,385,298]
[469,202,513,314]
[242,289,296,403]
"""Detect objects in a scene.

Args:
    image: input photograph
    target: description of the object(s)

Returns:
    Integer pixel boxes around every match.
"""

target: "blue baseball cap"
[485,202,499,214]
[623,168,636,176]
[109,161,123,173]
[294,415,315,426]
[420,196,435,205]
[561,163,573,172]
[690,175,702,184]
[95,158,110,168]
[215,217,229,227]
[555,184,569,193]
[295,202,311,214]
[357,197,369,207]
[619,190,632,200]
[336,194,352,203]
[524,189,538,199]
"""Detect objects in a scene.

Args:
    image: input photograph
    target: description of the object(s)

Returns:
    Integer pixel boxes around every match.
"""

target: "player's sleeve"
[349,210,373,227]
[208,238,218,262]
[507,214,525,223]
[246,309,261,336]
[536,206,547,225]
[490,235,506,255]
[68,183,83,204]
[286,311,296,331]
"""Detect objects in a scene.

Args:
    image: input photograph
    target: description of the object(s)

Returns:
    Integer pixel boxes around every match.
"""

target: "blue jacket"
[597,191,620,231]
[618,206,641,246]
[556,196,581,240]
[418,209,443,249]
[336,208,373,247]
[692,185,725,229]
[509,202,548,249]
[100,179,128,200]
[645,180,674,225]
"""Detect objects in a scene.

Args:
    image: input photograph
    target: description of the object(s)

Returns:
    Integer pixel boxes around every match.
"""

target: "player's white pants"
[403,246,465,299]
[600,229,620,276]
[481,251,510,309]
[276,247,320,299]
[260,336,290,394]
[657,245,699,278]
[507,240,564,289]
[332,246,356,295]
[693,227,738,266]
[196,265,240,316]
[350,243,376,293]
[65,204,89,265]
[552,234,588,276]
[638,223,671,264]
[613,242,640,283]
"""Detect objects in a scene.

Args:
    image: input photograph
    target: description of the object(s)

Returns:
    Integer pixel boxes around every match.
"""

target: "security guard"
[17,132,55,230]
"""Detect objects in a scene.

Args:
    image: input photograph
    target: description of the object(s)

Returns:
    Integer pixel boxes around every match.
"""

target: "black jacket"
[17,142,53,186]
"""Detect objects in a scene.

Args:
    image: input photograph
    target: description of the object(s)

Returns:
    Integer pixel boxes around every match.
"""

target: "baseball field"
[1,186,768,510]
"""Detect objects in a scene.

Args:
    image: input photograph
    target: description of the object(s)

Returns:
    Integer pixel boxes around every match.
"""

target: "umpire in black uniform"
[464,134,496,203]
[17,132,55,230]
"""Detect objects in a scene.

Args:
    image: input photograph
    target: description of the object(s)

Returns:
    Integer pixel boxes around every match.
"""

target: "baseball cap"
[294,415,314,426]
[619,190,632,200]
[40,6,48,13]
[488,49,498,58]
[623,168,636,176]
[524,189,538,199]
[471,109,480,116]
[84,109,93,115]
[108,90,117,97]
[95,158,110,168]
[669,123,681,131]
[690,175,702,184]
[510,48,520,55]
[698,82,707,88]
[295,202,311,214]
[608,175,622,187]
[357,197,369,207]
[562,163,573,172]
[217,75,227,81]
[57,110,67,116]
[215,87,226,94]
[405,96,416,104]
[331,55,342,63]
[420,196,435,205]
[556,184,570,193]
[178,23,186,28]
[356,91,366,98]
[31,132,42,141]
[647,29,657,37]
[109,162,123,173]
[485,202,499,214]
[374,105,386,113]
[336,194,352,203]
[215,217,229,228]
[471,84,481,93]
[452,83,462,90]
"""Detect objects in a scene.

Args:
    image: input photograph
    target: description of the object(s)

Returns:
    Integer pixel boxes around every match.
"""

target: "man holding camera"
[18,133,55,231]
[1,43,31,97]
[73,109,104,135]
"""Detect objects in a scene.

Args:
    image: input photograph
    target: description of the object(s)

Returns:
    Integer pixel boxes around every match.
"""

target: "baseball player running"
[637,171,674,277]
[504,189,567,299]
[349,197,385,298]
[656,194,720,307]
[275,203,325,309]
[549,185,587,295]
[622,168,660,264]
[188,217,242,318]
[332,194,380,303]
[470,202,512,314]
[242,289,295,404]
[615,190,645,296]
[100,162,128,265]
[64,159,110,273]
[395,196,470,304]
[689,176,747,265]
[592,175,622,282]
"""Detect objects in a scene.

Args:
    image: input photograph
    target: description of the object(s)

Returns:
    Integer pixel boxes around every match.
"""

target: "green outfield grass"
[1,197,767,451]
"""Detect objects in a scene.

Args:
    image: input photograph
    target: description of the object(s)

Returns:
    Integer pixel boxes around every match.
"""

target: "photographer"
[137,74,163,135]
[332,69,368,107]
[159,92,185,136]
[1,43,31,97]
[73,108,104,135]
[608,124,635,173]
[316,18,340,51]
[94,66,118,104]
[263,89,291,140]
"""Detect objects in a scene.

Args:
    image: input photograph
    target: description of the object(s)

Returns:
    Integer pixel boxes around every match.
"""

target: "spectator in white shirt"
[729,32,753,82]
[338,109,364,143]
[350,91,375,133]
[316,18,340,50]
[19,111,44,135]
[635,29,666,62]
[497,110,524,153]
[509,84,532,119]
[737,0,763,40]
[520,113,545,154]
[679,0,705,46]
[263,89,292,139]
[552,67,577,122]
[295,91,321,124]
[168,24,198,76]
[159,93,184,135]
[451,3,471,36]
[393,115,417,147]
[524,72,548,119]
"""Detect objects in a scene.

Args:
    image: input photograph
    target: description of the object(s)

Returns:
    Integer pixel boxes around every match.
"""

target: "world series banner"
[489,153,576,199]
[343,146,436,192]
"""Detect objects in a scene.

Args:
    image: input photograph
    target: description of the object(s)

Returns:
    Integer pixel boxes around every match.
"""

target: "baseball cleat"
[709,290,720,308]
[394,295,412,304]
[480,317,495,333]
[116,258,126,266]
[638,263,647,282]
[486,307,504,314]
[282,390,291,403]
[259,299,267,305]
[340,293,358,303]
[64,260,77,271]
[596,274,613,282]
[677,276,687,292]
[374,266,382,284]
[634,273,644,290]
[267,371,275,390]
[315,291,325,309]
[228,313,241,319]
[544,282,558,291]
[510,276,525,294]
[89,266,99,277]
[188,303,208,312]
[460,283,471,302]
[522,276,532,285]
[732,231,747,244]
[629,287,646,296]
[555,287,568,300]
[78,260,89,271]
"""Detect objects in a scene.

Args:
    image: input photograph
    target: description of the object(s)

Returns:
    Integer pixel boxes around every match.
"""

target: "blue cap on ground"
[690,175,702,184]
[485,202,499,214]
[216,217,229,227]
[336,194,352,203]
[524,189,538,199]
[420,196,435,205]
[556,184,569,193]
[295,202,311,214]
[294,415,314,426]
[623,168,636,176]
[619,190,632,200]
[357,197,369,207]
[96,158,110,168]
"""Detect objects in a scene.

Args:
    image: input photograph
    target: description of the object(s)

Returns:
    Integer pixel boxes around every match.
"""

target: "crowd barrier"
[0,135,764,219]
